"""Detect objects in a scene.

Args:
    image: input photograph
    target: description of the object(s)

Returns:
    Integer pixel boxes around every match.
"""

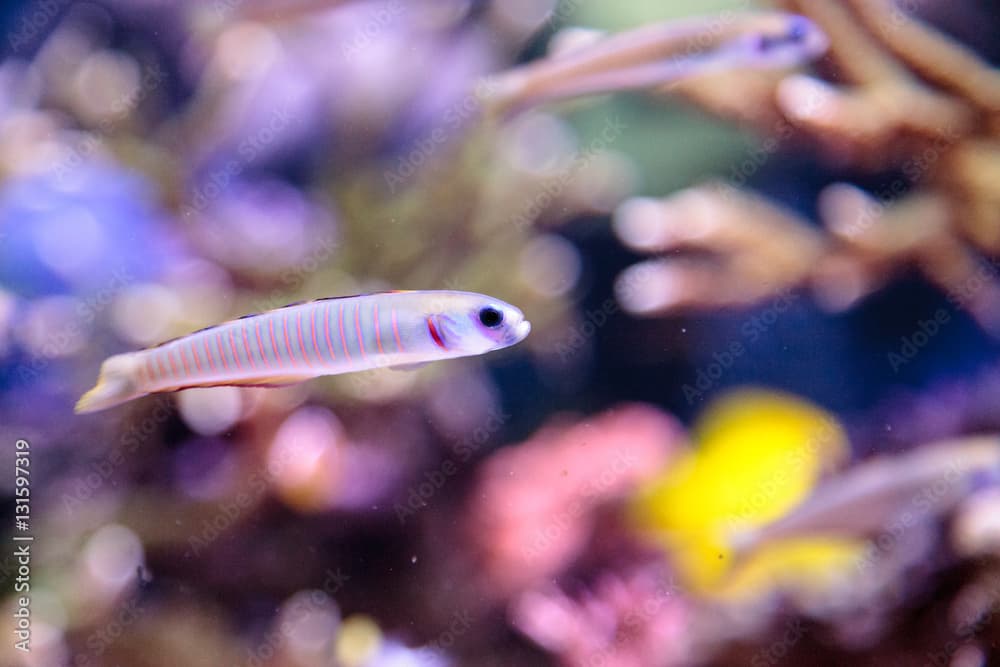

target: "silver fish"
[76,290,531,413]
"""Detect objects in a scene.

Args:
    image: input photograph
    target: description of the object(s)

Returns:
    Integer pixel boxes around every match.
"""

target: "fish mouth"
[512,319,531,342]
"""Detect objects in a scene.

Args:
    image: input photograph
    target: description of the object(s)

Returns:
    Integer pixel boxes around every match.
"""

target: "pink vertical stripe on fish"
[324,302,337,362]
[339,302,351,362]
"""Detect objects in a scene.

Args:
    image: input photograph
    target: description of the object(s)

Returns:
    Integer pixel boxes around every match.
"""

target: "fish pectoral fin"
[162,375,316,391]
[222,374,315,387]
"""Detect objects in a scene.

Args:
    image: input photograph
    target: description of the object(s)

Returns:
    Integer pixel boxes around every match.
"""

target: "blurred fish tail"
[75,352,145,414]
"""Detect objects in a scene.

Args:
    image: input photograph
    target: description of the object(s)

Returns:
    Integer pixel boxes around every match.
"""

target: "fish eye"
[787,17,808,42]
[478,306,504,328]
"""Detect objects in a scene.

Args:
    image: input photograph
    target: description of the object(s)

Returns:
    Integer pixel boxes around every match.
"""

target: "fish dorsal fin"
[313,289,412,304]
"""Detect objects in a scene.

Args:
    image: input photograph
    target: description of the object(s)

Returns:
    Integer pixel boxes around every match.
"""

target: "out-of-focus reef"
[0,1,998,666]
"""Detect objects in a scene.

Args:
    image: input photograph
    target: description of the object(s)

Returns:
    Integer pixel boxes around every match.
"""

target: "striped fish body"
[76,291,531,413]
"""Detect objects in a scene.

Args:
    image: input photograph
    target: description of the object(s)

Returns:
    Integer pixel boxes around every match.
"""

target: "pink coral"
[464,403,685,596]
[511,564,691,667]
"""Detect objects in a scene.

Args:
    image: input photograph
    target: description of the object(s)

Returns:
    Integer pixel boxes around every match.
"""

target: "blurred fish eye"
[787,16,809,42]
[756,34,789,53]
[478,306,504,328]
[757,17,811,52]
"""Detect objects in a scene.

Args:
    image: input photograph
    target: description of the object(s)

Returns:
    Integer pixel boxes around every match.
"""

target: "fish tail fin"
[75,352,145,414]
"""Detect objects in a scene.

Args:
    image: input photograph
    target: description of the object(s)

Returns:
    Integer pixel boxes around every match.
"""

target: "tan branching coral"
[613,184,826,313]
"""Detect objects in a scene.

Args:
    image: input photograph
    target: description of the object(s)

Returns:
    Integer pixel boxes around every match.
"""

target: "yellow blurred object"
[333,614,382,667]
[631,389,862,597]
